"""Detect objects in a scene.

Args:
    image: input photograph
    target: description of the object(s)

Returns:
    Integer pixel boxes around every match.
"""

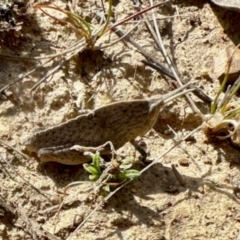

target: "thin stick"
[0,139,30,160]
[113,28,211,104]
[107,1,169,33]
[30,59,67,92]
[31,43,87,92]
[142,59,212,103]
[0,38,86,61]
[99,21,142,49]
[112,27,176,80]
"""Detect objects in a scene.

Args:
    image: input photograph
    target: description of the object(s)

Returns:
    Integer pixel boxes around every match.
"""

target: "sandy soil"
[0,0,240,239]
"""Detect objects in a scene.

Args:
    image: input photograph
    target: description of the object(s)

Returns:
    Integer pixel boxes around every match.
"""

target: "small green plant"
[83,152,102,181]
[83,152,141,184]
[113,158,141,181]
[34,1,113,48]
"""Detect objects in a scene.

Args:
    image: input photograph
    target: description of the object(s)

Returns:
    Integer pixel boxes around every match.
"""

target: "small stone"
[203,158,212,164]
[178,158,189,167]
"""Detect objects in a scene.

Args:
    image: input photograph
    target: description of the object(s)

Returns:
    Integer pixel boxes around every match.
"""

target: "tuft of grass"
[210,44,240,116]
[204,44,240,141]
[34,1,113,48]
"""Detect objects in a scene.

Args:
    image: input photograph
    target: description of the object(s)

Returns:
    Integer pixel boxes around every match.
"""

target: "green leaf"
[89,174,99,181]
[83,164,99,175]
[92,152,101,173]
[120,158,133,170]
[118,169,141,180]
[102,185,110,192]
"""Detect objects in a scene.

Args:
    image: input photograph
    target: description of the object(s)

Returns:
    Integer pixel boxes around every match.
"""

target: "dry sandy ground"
[0,0,240,239]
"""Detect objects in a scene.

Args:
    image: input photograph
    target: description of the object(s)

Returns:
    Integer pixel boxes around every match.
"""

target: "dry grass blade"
[141,59,212,103]
[0,58,51,93]
[34,4,93,40]
[112,27,211,104]
[110,0,211,105]
[0,139,29,160]
[30,58,67,92]
[106,1,169,33]
[112,27,176,81]
[148,0,201,115]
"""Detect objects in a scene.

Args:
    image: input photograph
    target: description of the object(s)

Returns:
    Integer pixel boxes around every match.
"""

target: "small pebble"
[178,158,189,167]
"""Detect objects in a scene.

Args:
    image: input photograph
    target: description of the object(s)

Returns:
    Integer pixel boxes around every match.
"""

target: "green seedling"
[83,153,141,186]
[113,158,141,181]
[83,152,102,181]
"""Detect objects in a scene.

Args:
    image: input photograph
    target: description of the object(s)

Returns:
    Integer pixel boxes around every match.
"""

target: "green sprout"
[114,158,141,181]
[83,153,141,183]
[83,152,102,181]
